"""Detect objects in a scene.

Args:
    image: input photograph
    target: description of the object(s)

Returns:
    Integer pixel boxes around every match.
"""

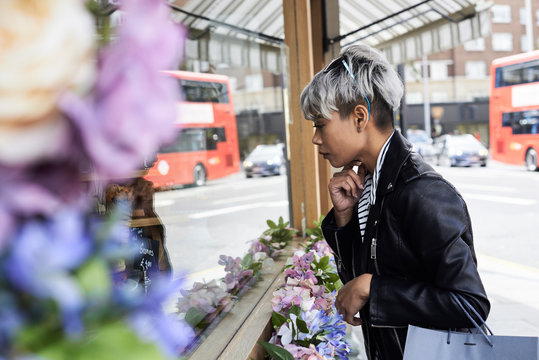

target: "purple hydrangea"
[218,255,254,292]
[127,277,195,356]
[284,252,318,284]
[0,161,86,250]
[3,210,92,335]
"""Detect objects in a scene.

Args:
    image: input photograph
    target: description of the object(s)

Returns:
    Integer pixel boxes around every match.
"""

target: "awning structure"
[169,0,491,64]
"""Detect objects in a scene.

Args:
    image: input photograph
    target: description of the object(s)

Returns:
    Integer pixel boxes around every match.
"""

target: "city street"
[155,160,539,336]
[154,173,290,280]
[435,160,539,337]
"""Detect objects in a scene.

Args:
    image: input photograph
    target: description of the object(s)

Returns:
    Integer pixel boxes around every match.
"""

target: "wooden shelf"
[188,241,300,360]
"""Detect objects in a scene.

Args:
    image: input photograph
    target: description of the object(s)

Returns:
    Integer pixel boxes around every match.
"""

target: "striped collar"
[370,130,395,205]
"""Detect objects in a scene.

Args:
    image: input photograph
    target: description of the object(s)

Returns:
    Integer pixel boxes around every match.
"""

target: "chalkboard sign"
[130,227,160,289]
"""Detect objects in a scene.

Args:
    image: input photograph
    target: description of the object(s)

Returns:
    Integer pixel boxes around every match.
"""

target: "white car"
[406,129,436,163]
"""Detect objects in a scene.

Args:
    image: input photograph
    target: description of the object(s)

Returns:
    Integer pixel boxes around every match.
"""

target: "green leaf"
[76,258,111,301]
[241,253,253,269]
[251,262,262,274]
[257,341,294,360]
[278,216,284,226]
[184,307,207,328]
[272,312,287,327]
[289,305,301,317]
[318,256,329,270]
[326,273,340,282]
[295,339,312,348]
[38,321,165,360]
[267,219,277,229]
[296,319,309,334]
[15,318,61,352]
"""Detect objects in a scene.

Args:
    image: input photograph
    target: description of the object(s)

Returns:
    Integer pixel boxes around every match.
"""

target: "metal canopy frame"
[169,0,491,63]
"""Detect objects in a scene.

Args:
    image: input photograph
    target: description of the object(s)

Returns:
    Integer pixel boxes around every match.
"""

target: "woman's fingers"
[330,173,361,198]
[333,168,364,192]
[342,160,363,171]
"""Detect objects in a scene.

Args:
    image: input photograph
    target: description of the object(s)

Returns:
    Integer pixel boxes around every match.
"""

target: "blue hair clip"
[341,59,370,123]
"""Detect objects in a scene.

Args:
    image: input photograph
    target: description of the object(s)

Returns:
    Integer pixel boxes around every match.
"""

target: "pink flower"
[284,344,327,360]
[312,241,333,257]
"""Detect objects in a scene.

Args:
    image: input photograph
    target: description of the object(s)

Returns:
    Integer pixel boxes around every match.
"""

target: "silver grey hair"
[300,44,404,123]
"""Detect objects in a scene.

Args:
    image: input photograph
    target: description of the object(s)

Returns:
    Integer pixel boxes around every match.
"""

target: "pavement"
[478,253,539,337]
[348,253,539,359]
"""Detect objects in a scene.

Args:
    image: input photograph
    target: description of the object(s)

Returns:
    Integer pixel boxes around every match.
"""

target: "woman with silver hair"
[300,44,490,360]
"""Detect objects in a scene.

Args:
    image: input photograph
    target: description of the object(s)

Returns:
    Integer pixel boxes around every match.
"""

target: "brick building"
[405,0,539,144]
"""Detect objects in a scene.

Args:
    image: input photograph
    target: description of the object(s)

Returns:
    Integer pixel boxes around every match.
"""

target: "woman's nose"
[312,129,321,145]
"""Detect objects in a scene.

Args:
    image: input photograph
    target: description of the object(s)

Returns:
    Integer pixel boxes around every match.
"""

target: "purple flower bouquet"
[0,0,194,358]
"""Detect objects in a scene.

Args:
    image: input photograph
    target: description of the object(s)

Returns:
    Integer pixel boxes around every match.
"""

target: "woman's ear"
[354,104,369,131]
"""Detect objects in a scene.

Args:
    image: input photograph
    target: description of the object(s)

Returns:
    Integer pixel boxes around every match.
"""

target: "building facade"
[405,0,539,144]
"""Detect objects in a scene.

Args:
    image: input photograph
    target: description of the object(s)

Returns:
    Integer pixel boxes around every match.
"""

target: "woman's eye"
[313,124,324,129]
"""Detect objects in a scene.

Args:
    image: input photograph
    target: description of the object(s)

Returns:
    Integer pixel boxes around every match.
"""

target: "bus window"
[205,127,226,150]
[181,80,229,103]
[523,63,539,83]
[159,127,227,153]
[495,59,539,87]
[502,110,539,135]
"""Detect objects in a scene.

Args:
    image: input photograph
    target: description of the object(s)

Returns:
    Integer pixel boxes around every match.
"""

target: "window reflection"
[100,5,291,350]
[150,7,290,287]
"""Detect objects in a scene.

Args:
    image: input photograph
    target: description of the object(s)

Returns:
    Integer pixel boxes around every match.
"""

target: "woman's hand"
[335,273,372,326]
[328,160,366,226]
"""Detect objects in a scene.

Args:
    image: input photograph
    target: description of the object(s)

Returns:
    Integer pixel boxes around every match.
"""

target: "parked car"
[243,144,286,178]
[406,129,435,163]
[434,134,488,167]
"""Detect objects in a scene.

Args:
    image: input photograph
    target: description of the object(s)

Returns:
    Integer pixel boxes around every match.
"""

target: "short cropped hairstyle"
[300,44,404,130]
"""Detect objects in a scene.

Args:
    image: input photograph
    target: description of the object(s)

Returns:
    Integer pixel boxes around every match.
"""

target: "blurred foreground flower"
[0,0,96,165]
[0,208,195,359]
[0,0,194,358]
[62,0,186,180]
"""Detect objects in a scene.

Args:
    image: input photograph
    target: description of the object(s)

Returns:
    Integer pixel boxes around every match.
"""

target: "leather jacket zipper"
[334,232,346,273]
[369,198,406,357]
[370,237,380,275]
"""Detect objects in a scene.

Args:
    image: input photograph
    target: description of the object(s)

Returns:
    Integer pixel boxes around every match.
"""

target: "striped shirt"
[357,131,394,241]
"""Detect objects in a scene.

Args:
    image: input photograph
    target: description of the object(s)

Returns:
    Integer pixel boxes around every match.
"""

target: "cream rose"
[0,0,96,165]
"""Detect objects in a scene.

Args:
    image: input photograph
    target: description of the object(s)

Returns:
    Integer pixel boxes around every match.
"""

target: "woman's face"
[311,111,362,168]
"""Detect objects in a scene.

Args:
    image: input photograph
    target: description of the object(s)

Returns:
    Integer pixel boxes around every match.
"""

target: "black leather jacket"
[322,131,490,360]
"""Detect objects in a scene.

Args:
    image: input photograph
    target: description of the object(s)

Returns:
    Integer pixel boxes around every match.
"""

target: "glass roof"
[169,0,491,63]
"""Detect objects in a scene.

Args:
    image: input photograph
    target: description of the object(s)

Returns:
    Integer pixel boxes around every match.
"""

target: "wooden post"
[309,0,332,217]
[283,0,341,229]
[283,0,321,232]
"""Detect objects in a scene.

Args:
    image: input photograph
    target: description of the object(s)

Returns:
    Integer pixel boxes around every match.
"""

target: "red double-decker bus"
[490,51,539,171]
[145,71,240,187]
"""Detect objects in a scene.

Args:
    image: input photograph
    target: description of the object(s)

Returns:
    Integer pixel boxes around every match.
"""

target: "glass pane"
[86,2,290,354]
[153,1,290,343]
